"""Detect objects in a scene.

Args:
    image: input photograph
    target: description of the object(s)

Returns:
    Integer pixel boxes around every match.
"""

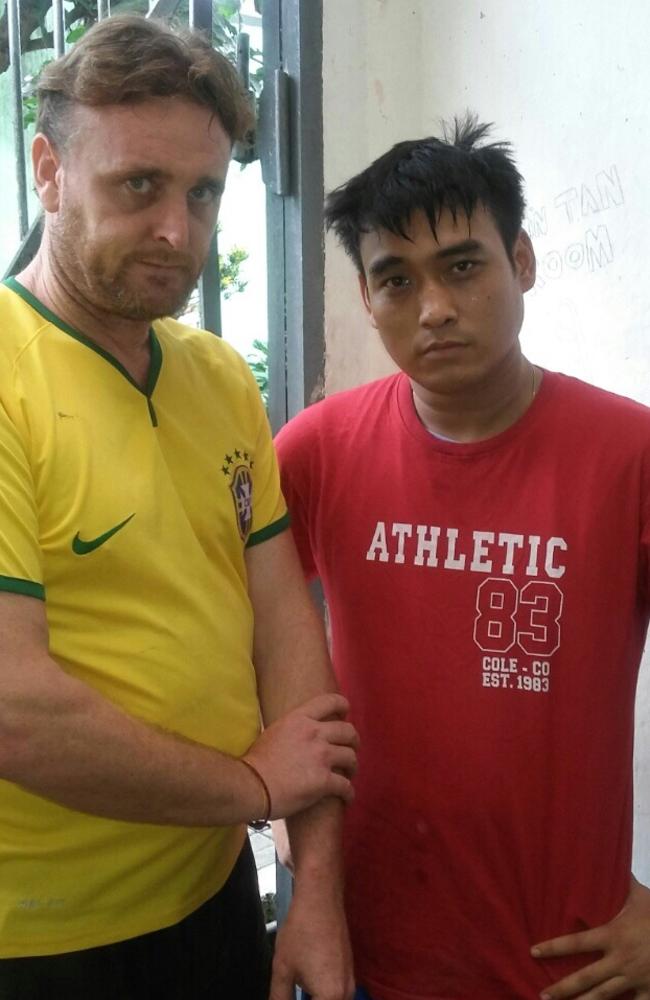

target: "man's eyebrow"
[105,165,169,181]
[435,238,484,259]
[104,166,226,194]
[367,239,486,278]
[194,175,226,195]
[367,255,405,279]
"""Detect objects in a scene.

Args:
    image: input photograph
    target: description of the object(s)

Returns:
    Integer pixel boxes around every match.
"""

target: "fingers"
[328,745,358,778]
[246,693,359,817]
[537,957,613,998]
[532,927,607,958]
[320,719,359,750]
[541,974,629,1000]
[533,884,650,999]
[302,692,350,721]
[326,771,355,804]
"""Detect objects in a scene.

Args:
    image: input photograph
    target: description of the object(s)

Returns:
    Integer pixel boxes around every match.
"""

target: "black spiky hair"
[325,113,526,272]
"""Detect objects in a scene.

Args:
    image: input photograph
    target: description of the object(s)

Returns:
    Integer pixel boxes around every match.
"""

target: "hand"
[270,882,355,1000]
[245,693,358,820]
[531,876,650,999]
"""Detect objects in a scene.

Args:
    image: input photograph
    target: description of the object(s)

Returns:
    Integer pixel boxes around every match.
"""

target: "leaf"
[22,95,38,128]
[65,24,87,43]
[247,338,269,407]
[218,0,241,17]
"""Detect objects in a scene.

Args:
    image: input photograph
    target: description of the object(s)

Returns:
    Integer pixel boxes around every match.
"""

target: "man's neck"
[18,251,152,389]
[411,355,541,443]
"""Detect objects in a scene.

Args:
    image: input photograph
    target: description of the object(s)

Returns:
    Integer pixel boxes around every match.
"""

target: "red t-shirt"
[275,370,650,1000]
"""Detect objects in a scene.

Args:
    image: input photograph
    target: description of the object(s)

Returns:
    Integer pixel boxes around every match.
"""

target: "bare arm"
[0,589,354,827]
[245,530,356,1000]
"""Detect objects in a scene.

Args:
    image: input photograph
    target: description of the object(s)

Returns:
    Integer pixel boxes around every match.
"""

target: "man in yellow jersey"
[0,15,357,1000]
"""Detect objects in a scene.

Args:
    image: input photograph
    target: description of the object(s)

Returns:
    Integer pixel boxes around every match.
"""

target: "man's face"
[43,97,232,321]
[359,205,536,397]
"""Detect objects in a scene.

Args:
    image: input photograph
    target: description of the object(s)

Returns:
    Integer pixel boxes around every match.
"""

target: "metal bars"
[52,0,66,56]
[185,0,222,335]
[7,0,28,240]
[147,0,182,20]
[262,0,324,431]
[261,1,326,931]
[198,233,222,337]
[259,68,290,197]
[189,0,212,33]
[3,215,43,280]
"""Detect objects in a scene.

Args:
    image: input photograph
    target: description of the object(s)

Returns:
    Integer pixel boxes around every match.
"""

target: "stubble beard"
[52,204,199,322]
[92,257,197,321]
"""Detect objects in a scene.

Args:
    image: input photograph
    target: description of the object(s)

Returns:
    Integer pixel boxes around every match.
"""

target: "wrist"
[292,867,346,912]
[239,757,272,829]
[286,797,344,877]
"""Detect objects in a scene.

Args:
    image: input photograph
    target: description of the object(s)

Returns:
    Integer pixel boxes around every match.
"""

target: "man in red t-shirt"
[275,115,650,1000]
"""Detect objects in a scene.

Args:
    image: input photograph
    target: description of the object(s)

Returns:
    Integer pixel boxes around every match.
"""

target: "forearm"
[253,588,346,888]
[245,535,354,996]
[255,600,338,723]
[286,797,346,894]
[0,652,263,826]
[273,797,353,1000]
[256,606,345,861]
[247,530,337,725]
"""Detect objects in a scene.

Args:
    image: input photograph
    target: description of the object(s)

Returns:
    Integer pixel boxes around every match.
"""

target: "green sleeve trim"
[246,511,291,548]
[0,575,45,600]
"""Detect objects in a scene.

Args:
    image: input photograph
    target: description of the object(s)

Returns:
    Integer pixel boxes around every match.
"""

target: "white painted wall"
[323,1,426,391]
[322,0,650,879]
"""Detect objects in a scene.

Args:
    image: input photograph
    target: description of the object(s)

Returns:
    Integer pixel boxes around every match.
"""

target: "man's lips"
[419,340,467,354]
[136,259,188,269]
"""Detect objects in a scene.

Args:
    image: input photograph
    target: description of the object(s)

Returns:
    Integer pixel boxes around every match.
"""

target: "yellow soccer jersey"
[0,277,288,956]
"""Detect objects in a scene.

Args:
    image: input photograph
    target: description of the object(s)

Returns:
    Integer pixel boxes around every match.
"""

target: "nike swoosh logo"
[72,514,135,555]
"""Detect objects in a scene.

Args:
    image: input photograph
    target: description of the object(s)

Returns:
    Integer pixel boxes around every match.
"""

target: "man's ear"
[32,133,63,213]
[358,272,378,329]
[513,229,536,293]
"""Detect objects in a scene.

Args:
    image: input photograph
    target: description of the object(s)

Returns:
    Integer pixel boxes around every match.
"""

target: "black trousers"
[0,840,272,1000]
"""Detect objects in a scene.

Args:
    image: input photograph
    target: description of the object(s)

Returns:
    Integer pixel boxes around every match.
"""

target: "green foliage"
[220,245,248,299]
[65,24,87,43]
[22,88,39,129]
[219,0,240,15]
[21,16,87,129]
[247,338,269,406]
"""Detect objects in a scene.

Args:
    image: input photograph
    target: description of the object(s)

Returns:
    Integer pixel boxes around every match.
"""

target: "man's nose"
[151,195,191,251]
[419,281,457,328]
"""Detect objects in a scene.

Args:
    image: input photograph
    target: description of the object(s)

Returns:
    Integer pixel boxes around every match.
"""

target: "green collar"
[3,275,163,398]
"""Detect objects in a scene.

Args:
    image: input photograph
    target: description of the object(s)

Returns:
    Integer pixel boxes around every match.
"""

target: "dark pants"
[0,840,271,1000]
